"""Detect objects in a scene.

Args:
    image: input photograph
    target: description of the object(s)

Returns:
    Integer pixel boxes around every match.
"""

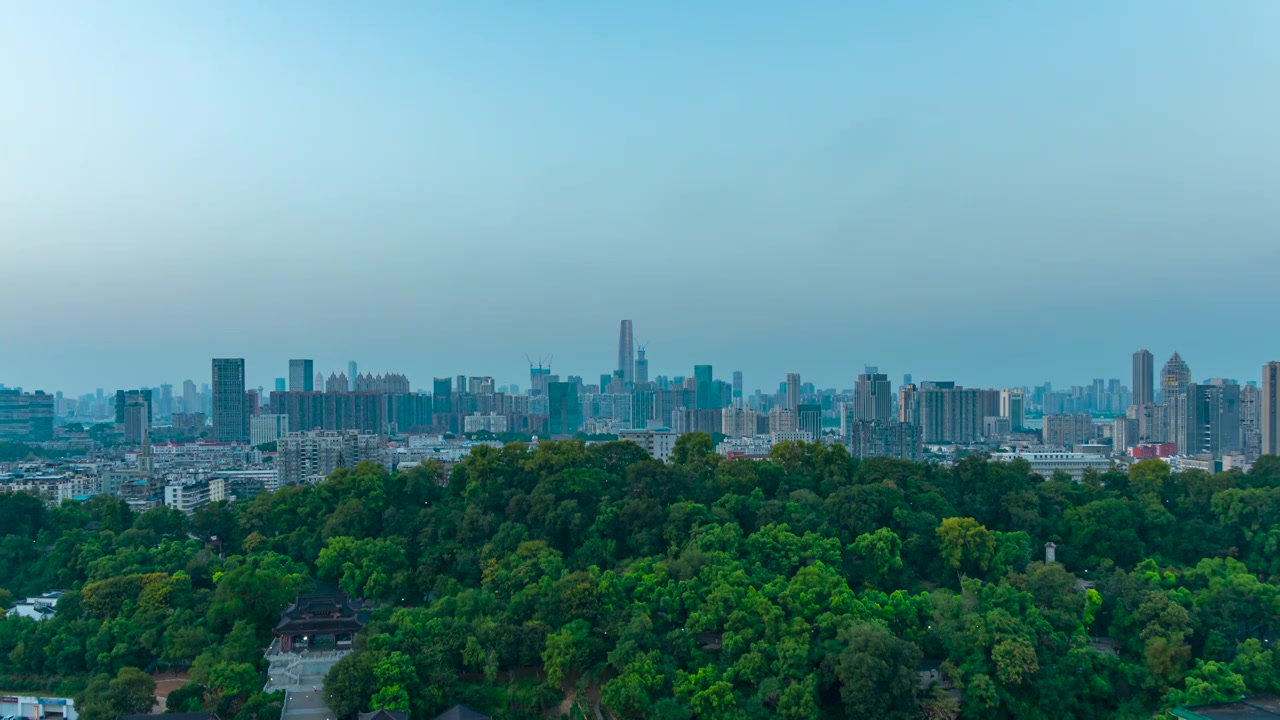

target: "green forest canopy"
[0,434,1278,720]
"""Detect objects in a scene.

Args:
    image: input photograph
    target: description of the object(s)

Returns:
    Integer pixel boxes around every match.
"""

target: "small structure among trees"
[272,586,364,653]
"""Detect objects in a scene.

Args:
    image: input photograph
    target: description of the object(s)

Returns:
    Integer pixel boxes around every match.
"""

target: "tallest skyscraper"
[617,319,635,386]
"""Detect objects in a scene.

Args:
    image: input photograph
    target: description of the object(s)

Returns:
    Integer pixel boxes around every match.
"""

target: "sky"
[2,1,1279,396]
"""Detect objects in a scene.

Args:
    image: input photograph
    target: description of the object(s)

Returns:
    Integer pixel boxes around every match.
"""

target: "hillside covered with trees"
[1,434,1278,719]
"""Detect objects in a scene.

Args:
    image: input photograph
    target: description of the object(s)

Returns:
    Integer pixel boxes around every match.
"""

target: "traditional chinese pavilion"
[272,585,365,653]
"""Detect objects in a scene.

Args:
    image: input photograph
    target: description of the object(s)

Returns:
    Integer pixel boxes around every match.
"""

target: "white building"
[993,451,1114,482]
[250,414,290,447]
[618,428,678,462]
[164,481,211,514]
[463,413,508,434]
[0,694,76,720]
[771,431,813,444]
[6,592,61,621]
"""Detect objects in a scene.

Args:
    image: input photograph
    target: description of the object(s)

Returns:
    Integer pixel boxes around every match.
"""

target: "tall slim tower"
[347,361,358,391]
[617,320,635,386]
[732,371,744,404]
[289,359,314,392]
[785,373,801,411]
[1264,362,1280,456]
[635,347,649,385]
[212,358,247,443]
[1132,349,1154,407]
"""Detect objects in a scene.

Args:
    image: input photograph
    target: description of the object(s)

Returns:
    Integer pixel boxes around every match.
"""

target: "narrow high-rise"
[347,361,358,391]
[785,373,801,411]
[289,359,314,392]
[1132,349,1154,407]
[617,320,635,386]
[635,347,649,385]
[1264,362,1280,456]
[212,358,248,443]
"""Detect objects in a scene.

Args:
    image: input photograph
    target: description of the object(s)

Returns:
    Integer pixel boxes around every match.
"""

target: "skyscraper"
[617,320,635,386]
[212,358,248,443]
[183,379,197,414]
[548,381,581,438]
[274,378,287,392]
[347,361,358,391]
[1263,362,1280,456]
[1161,352,1191,399]
[854,372,893,423]
[289,359,314,392]
[694,365,715,410]
[796,404,822,441]
[635,348,649,385]
[999,389,1025,429]
[432,377,453,414]
[785,373,801,411]
[1132,349,1154,407]
[732,371,743,404]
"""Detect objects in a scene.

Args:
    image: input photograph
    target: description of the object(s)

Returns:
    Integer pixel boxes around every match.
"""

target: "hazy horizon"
[3,1,1279,394]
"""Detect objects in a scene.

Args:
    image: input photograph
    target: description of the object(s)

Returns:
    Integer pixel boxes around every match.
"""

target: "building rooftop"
[432,706,490,720]
[1173,696,1280,719]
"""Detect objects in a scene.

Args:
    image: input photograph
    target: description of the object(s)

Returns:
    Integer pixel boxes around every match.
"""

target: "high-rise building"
[432,378,453,414]
[1197,380,1241,458]
[1261,363,1279,456]
[797,404,822,441]
[122,394,150,443]
[548,382,581,437]
[289,359,314,392]
[1113,416,1139,452]
[999,389,1025,429]
[183,380,198,413]
[1160,352,1191,400]
[732,371,743,403]
[277,430,379,485]
[721,406,758,438]
[1042,413,1094,449]
[785,373,801,411]
[694,365,715,410]
[158,384,174,418]
[1130,349,1152,407]
[347,361,358,391]
[0,389,54,442]
[918,384,985,444]
[250,414,290,447]
[635,348,649,386]
[617,320,635,386]
[854,372,892,423]
[274,378,286,392]
[768,407,797,434]
[212,358,248,443]
[847,421,921,462]
[898,384,919,426]
[115,389,153,425]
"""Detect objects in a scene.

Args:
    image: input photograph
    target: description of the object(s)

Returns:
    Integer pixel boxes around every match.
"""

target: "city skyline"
[4,336,1277,400]
[3,3,1280,393]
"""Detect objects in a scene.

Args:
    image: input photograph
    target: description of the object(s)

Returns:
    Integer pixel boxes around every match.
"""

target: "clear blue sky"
[2,1,1278,395]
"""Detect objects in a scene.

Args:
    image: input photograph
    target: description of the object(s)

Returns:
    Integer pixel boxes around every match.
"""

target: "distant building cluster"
[4,327,1280,513]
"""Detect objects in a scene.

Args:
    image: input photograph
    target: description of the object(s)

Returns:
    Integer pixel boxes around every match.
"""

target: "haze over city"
[4,1,1280,393]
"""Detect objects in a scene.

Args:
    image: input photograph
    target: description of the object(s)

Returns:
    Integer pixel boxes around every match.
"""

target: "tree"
[166,683,207,712]
[832,623,922,720]
[75,667,157,720]
[936,517,995,580]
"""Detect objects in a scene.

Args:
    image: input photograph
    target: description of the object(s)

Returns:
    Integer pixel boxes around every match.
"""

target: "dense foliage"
[1,435,1279,720]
